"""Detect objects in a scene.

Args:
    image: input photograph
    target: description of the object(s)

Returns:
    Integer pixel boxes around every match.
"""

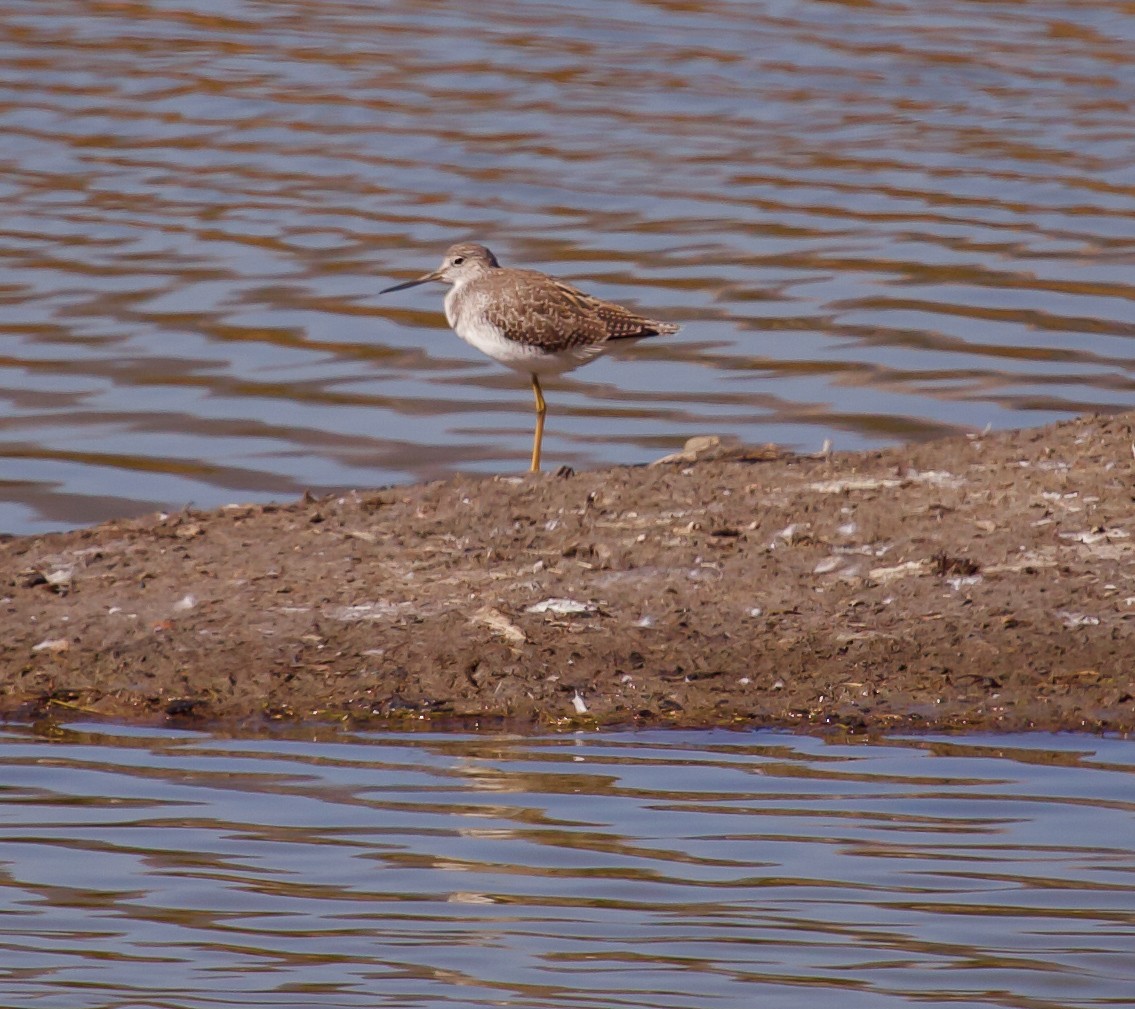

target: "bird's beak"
[380,269,443,294]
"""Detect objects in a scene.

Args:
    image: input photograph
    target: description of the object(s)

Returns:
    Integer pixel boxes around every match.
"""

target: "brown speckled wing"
[473,271,678,353]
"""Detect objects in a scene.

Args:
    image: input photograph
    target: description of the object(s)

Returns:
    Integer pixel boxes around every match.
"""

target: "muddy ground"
[1,411,1133,735]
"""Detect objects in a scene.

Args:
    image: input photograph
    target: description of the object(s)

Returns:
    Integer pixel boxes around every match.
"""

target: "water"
[0,724,1132,1009]
[2,1,1135,533]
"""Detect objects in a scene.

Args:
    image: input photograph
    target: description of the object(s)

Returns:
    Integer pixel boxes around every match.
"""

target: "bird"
[380,242,679,472]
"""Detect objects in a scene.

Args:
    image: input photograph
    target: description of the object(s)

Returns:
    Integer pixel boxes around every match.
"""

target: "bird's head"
[381,242,500,293]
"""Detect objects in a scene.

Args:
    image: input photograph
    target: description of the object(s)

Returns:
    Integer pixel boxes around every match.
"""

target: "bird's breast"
[443,287,554,373]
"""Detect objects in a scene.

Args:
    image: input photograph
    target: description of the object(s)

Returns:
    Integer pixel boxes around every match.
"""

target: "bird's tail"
[609,318,680,341]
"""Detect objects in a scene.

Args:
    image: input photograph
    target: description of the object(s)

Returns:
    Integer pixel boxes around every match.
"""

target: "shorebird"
[380,242,679,472]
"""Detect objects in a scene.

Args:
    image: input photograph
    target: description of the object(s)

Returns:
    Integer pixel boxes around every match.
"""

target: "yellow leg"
[530,374,546,473]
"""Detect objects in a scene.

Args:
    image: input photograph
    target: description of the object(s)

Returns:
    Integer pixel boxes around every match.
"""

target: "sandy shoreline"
[2,411,1133,735]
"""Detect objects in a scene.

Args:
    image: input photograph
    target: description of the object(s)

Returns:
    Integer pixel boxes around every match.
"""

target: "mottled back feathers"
[453,266,679,355]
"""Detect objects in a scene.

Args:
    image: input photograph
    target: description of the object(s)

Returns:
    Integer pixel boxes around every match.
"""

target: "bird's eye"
[452,256,465,266]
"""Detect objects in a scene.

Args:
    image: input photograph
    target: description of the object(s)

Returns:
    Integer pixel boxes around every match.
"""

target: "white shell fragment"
[32,638,70,654]
[326,601,402,622]
[172,594,197,612]
[526,598,597,616]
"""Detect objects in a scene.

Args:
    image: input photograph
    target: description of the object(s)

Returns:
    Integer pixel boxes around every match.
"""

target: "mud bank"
[2,412,1133,734]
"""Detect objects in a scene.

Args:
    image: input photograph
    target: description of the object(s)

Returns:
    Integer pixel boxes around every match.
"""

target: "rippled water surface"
[0,725,1133,1009]
[2,1,1135,532]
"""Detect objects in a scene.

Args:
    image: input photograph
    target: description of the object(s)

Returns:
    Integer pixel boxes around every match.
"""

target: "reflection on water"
[2,1,1135,532]
[0,725,1132,1009]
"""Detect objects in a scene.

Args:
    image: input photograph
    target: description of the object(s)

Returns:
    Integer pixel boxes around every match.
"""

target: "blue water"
[0,724,1132,1008]
[2,0,1135,532]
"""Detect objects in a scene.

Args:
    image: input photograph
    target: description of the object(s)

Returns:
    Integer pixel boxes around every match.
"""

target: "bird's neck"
[444,271,489,317]
[444,278,472,327]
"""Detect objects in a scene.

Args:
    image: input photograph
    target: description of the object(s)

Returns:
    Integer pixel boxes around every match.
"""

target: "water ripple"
[0,727,1132,1009]
[2,2,1134,531]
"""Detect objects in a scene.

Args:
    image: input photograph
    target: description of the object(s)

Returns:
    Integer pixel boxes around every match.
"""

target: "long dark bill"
[379,270,443,294]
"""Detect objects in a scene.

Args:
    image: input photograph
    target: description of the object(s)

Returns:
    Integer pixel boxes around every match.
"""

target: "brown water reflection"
[0,726,1132,1009]
[2,1,1134,531]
